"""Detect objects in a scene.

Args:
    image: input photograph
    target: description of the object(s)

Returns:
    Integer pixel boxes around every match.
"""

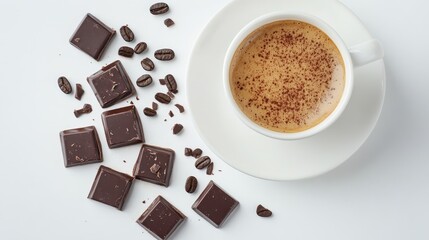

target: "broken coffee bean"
[192,148,203,158]
[141,57,155,71]
[206,162,214,175]
[184,148,193,156]
[172,123,183,135]
[152,102,158,110]
[120,25,134,42]
[118,46,134,57]
[75,83,84,100]
[185,176,198,193]
[136,74,153,87]
[154,48,175,61]
[159,79,166,85]
[74,103,92,118]
[175,104,185,113]
[150,2,169,15]
[155,92,171,104]
[164,18,175,27]
[195,156,211,169]
[58,76,72,94]
[256,205,272,217]
[134,42,147,54]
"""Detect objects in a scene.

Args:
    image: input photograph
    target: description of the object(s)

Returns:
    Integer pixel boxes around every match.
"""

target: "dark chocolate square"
[69,13,115,60]
[101,105,144,148]
[133,144,175,187]
[137,196,186,240]
[87,60,135,108]
[192,180,239,228]
[60,126,103,167]
[88,165,134,210]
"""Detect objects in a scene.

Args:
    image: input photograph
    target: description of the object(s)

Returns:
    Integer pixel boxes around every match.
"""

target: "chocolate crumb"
[152,102,158,110]
[74,104,92,118]
[75,83,84,100]
[174,104,185,113]
[159,79,166,85]
[172,124,183,135]
[130,101,134,105]
[169,111,174,117]
[136,96,140,101]
[164,18,175,27]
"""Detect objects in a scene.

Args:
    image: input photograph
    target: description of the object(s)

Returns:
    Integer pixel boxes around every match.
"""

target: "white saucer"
[186,0,386,180]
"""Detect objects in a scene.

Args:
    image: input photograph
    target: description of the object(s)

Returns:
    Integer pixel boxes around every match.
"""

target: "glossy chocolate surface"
[69,13,115,60]
[192,180,239,228]
[137,196,186,240]
[101,105,144,148]
[60,126,102,167]
[87,60,135,108]
[133,144,174,186]
[88,165,134,210]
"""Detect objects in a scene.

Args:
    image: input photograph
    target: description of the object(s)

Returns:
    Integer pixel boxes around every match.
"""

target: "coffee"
[230,20,345,133]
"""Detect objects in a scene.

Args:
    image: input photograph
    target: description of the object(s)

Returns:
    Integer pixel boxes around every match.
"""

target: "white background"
[0,0,428,239]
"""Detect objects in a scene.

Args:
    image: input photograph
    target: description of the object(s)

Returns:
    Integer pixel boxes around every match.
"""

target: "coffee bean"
[165,74,177,92]
[256,205,272,217]
[75,83,84,100]
[118,46,134,57]
[206,162,214,175]
[143,107,157,117]
[175,104,185,113]
[58,76,72,94]
[136,74,153,87]
[172,123,183,135]
[120,25,134,42]
[152,102,158,110]
[195,156,211,169]
[167,91,175,99]
[154,48,175,61]
[155,92,171,104]
[141,58,155,71]
[185,176,198,193]
[164,18,175,27]
[184,147,193,156]
[134,42,147,54]
[150,2,169,15]
[192,148,203,158]
[74,104,92,118]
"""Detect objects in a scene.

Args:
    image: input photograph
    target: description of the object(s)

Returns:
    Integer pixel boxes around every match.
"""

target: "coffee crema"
[230,20,345,133]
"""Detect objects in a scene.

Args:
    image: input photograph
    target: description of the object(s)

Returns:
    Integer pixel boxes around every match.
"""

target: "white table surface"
[0,0,428,239]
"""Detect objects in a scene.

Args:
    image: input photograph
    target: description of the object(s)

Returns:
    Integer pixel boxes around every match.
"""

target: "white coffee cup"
[223,12,383,140]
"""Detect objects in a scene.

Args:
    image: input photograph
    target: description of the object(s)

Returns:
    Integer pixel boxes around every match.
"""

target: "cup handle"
[349,39,384,67]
